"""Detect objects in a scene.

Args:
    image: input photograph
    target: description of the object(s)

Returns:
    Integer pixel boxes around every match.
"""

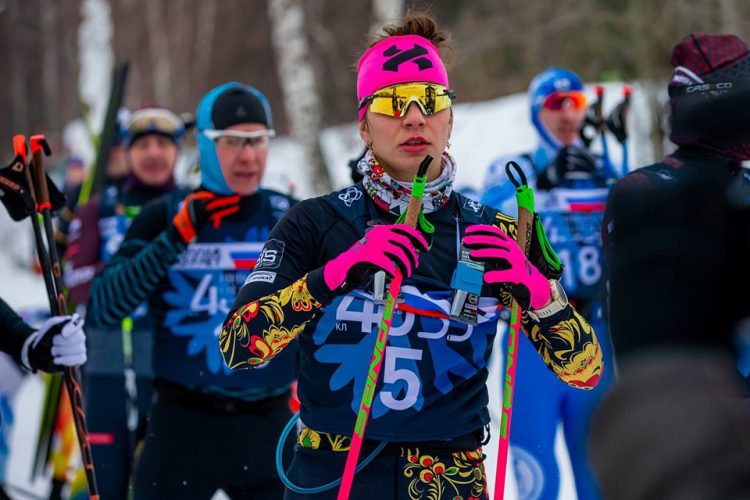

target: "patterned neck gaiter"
[359,149,457,215]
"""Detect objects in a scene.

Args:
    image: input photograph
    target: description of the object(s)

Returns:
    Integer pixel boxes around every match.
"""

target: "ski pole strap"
[505,161,534,253]
[405,155,432,229]
[395,209,435,235]
[505,161,534,214]
[395,155,436,235]
[533,214,562,273]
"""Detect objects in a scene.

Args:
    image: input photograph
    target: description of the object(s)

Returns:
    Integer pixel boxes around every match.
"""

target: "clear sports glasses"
[202,129,276,151]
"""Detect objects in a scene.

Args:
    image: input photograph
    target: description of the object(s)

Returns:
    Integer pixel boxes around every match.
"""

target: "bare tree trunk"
[9,0,28,134]
[628,0,663,162]
[371,0,404,33]
[78,0,114,157]
[719,0,739,34]
[168,0,190,107]
[145,0,171,105]
[41,0,60,130]
[193,0,217,92]
[268,0,331,195]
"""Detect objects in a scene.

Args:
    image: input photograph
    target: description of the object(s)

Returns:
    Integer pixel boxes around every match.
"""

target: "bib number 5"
[380,346,422,411]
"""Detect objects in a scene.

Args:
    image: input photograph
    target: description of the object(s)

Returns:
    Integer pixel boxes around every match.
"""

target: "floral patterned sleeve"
[220,274,325,369]
[494,213,604,389]
[220,199,341,370]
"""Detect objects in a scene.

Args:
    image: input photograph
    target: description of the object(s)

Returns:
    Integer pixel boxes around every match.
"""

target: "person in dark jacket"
[88,82,298,499]
[593,32,750,500]
[221,11,603,500]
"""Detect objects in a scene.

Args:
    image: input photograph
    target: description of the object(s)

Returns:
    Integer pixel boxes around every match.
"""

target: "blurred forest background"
[1,0,749,181]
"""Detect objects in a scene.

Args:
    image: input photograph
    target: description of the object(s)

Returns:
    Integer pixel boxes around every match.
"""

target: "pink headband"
[356,34,449,121]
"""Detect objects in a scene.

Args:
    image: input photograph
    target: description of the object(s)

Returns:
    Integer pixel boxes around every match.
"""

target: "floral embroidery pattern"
[219,275,322,369]
[528,310,602,388]
[402,447,487,500]
[298,427,321,449]
[492,213,603,388]
[297,426,351,452]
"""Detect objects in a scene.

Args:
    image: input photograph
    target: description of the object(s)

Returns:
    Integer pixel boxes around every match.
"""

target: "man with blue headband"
[480,68,617,500]
[88,83,298,498]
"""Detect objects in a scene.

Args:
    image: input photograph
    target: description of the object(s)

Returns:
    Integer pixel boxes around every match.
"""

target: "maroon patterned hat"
[670,33,750,85]
[669,33,750,161]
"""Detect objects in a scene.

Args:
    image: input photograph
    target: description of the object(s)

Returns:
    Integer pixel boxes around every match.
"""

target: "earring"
[446,139,452,149]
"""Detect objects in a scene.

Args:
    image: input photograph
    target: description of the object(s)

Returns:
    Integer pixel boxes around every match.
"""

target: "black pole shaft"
[29,141,100,498]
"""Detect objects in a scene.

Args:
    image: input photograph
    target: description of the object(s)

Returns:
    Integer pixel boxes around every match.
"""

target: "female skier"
[221,11,603,500]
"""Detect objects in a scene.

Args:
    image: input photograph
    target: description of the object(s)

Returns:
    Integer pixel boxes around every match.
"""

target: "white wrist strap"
[20,331,37,371]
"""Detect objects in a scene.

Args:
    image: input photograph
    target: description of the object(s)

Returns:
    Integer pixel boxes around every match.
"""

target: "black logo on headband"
[382,44,433,72]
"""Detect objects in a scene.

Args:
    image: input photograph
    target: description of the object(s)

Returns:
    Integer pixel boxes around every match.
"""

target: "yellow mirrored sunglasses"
[358,83,456,118]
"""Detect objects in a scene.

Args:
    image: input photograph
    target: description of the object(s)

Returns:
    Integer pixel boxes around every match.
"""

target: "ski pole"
[618,86,632,177]
[29,136,66,307]
[12,136,61,483]
[593,85,617,180]
[78,62,129,205]
[25,134,100,499]
[14,136,58,317]
[337,155,433,500]
[494,161,534,499]
[122,315,139,456]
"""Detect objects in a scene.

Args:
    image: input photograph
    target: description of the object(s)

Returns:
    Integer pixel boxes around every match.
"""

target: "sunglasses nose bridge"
[400,96,429,117]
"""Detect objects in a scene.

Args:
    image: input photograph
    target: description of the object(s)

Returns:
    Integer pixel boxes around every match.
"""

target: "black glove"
[0,157,35,221]
[606,101,629,143]
[556,146,597,177]
[579,104,602,148]
[538,146,597,190]
[169,190,242,244]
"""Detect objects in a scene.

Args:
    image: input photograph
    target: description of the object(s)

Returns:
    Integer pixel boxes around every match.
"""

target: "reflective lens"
[542,91,587,111]
[127,108,184,137]
[359,83,456,117]
[202,129,276,152]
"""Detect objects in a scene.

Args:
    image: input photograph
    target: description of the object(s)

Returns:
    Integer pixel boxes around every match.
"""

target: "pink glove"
[462,224,551,310]
[324,224,430,293]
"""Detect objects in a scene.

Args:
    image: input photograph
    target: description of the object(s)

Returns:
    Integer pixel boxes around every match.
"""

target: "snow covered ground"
[2,83,655,499]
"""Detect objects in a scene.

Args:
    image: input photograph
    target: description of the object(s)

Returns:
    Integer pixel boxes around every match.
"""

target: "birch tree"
[145,0,171,106]
[79,0,113,134]
[371,0,404,33]
[268,0,331,195]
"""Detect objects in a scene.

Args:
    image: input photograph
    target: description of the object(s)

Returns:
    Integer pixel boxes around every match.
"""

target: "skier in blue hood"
[481,67,617,500]
[88,82,298,498]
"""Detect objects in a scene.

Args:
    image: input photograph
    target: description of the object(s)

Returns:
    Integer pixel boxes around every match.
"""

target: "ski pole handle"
[505,161,534,254]
[403,155,432,228]
[30,136,52,211]
[13,135,28,164]
[594,85,605,131]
